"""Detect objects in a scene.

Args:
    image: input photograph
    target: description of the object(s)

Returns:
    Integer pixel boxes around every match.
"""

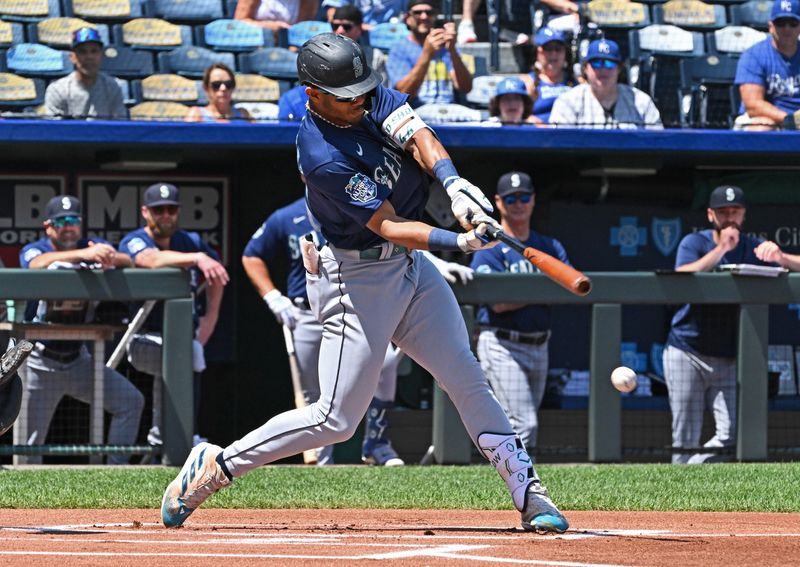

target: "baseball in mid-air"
[610,366,637,393]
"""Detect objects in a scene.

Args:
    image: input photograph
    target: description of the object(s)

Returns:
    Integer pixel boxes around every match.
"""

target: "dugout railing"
[431,271,800,463]
[0,268,193,466]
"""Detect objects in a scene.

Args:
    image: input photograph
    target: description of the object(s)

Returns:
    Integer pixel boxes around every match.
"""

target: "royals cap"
[495,76,528,98]
[771,0,800,21]
[497,172,535,197]
[709,185,746,208]
[45,195,82,220]
[144,183,180,207]
[534,27,567,47]
[583,38,621,63]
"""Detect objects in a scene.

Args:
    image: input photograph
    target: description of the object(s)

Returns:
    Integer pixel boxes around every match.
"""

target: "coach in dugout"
[735,0,800,130]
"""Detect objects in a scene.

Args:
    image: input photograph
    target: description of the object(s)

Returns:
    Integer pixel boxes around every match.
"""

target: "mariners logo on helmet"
[345,173,377,203]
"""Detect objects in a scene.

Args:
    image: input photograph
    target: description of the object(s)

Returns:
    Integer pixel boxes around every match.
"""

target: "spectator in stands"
[279,5,388,120]
[322,0,404,27]
[486,76,541,125]
[519,27,576,123]
[119,183,229,448]
[234,0,319,33]
[549,39,662,129]
[19,195,143,464]
[734,0,800,131]
[457,0,579,45]
[186,63,253,123]
[44,28,127,120]
[387,0,473,105]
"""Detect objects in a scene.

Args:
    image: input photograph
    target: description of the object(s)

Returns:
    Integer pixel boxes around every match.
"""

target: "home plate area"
[0,509,798,566]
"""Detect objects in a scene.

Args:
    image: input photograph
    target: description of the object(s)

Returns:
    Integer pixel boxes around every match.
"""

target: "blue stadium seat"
[100,45,155,79]
[132,73,207,105]
[286,20,330,48]
[679,54,739,127]
[706,26,766,56]
[366,22,407,51]
[198,19,273,51]
[129,100,190,121]
[115,18,193,50]
[465,75,506,108]
[63,0,146,21]
[0,72,45,107]
[0,0,60,22]
[238,47,297,80]
[729,0,772,30]
[157,46,236,78]
[28,18,111,48]
[653,0,728,30]
[7,43,73,77]
[233,72,284,102]
[149,0,224,23]
[0,21,25,49]
[629,24,706,58]
[586,0,652,29]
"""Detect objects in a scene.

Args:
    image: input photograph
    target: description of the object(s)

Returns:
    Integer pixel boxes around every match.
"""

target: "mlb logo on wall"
[610,216,647,256]
[651,217,681,256]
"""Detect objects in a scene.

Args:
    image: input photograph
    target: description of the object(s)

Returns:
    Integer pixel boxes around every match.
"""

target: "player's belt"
[359,244,408,260]
[494,329,550,346]
[39,346,81,363]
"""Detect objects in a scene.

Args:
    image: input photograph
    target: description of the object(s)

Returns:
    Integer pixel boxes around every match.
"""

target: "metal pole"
[589,303,622,462]
[162,298,194,466]
[737,304,768,461]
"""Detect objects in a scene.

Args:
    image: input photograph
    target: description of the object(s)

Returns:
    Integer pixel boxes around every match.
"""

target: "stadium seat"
[0,21,24,49]
[233,72,283,102]
[706,25,766,55]
[157,46,235,78]
[461,53,487,78]
[285,20,330,48]
[29,18,110,48]
[679,54,738,127]
[7,43,73,77]
[63,0,146,21]
[100,45,155,79]
[729,0,772,30]
[653,0,728,30]
[116,18,193,50]
[129,100,189,120]
[234,101,278,120]
[415,103,485,124]
[198,18,273,52]
[629,24,706,57]
[465,74,506,108]
[0,0,60,22]
[112,75,137,105]
[238,47,297,80]
[366,22,407,51]
[0,72,45,107]
[149,0,224,23]
[586,0,651,29]
[133,73,207,105]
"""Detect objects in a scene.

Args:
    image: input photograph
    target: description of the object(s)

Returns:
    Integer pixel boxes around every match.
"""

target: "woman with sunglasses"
[549,39,662,129]
[185,63,253,123]
[519,27,576,123]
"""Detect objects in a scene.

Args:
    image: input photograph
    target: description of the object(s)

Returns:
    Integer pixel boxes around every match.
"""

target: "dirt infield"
[1,509,798,566]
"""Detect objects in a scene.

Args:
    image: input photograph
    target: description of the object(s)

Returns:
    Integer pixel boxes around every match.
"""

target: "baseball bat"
[486,226,592,296]
[282,325,319,465]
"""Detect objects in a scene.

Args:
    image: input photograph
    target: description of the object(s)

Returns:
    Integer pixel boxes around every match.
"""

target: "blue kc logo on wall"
[611,216,647,256]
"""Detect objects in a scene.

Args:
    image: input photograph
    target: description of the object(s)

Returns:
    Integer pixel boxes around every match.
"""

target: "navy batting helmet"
[297,33,381,99]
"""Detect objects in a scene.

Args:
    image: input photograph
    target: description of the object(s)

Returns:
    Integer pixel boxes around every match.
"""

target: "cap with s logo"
[144,183,180,207]
[708,184,746,209]
[45,195,82,220]
[497,171,535,197]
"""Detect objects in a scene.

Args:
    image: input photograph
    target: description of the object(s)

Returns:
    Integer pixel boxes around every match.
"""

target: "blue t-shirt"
[296,84,430,250]
[119,227,220,332]
[278,85,308,121]
[387,37,457,105]
[531,74,572,122]
[667,229,772,358]
[243,197,325,301]
[321,0,405,25]
[735,38,800,114]
[470,231,569,333]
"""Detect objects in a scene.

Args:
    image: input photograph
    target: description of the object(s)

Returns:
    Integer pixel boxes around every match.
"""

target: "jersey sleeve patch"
[126,237,149,255]
[345,173,378,204]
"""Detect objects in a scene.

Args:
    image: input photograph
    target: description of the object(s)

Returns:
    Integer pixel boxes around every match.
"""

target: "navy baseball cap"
[709,185,746,209]
[495,76,528,98]
[45,195,82,220]
[144,183,180,207]
[497,171,534,197]
[72,27,103,49]
[583,39,621,63]
[535,27,567,47]
[771,0,800,20]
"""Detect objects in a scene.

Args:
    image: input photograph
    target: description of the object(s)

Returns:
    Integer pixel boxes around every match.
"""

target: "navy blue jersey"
[471,231,570,333]
[668,229,772,357]
[243,197,325,301]
[297,85,430,250]
[119,227,220,332]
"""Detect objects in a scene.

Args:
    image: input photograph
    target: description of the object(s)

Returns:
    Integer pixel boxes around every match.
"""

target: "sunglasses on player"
[502,193,532,205]
[331,20,355,31]
[209,80,235,91]
[149,205,179,215]
[49,215,81,228]
[589,59,618,70]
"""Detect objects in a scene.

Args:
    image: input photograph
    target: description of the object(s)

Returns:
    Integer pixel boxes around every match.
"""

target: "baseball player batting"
[161,33,568,534]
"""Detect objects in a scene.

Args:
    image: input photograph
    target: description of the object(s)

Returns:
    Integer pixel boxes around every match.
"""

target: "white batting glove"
[457,223,500,253]
[446,178,495,230]
[263,289,297,329]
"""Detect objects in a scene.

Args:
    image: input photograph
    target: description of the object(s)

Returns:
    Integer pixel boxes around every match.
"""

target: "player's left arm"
[754,240,800,271]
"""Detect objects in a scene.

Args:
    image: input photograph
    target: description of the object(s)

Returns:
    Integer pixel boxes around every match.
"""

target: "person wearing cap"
[549,38,662,129]
[387,0,473,105]
[470,172,570,451]
[44,27,127,120]
[18,195,143,465]
[486,76,540,125]
[664,185,800,464]
[119,183,228,447]
[734,0,800,130]
[519,27,576,123]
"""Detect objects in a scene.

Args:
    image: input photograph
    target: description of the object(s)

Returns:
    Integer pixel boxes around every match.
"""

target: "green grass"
[1,463,799,512]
